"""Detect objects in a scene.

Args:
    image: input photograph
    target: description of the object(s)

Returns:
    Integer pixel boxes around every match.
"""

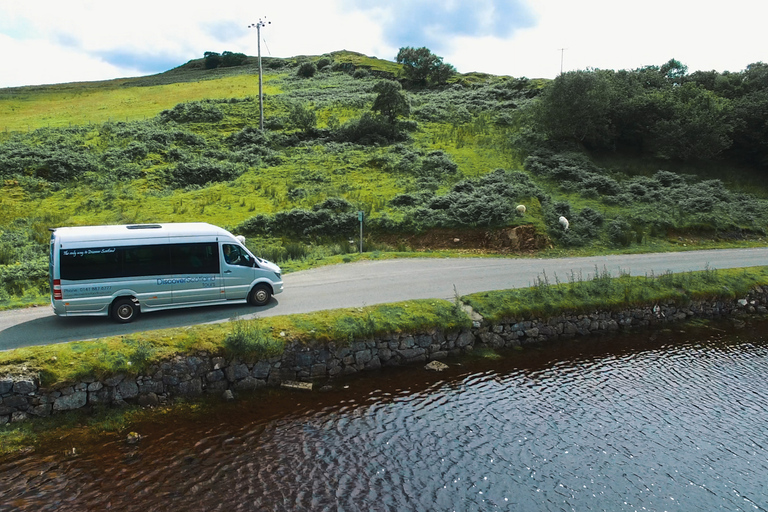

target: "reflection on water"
[2,319,768,511]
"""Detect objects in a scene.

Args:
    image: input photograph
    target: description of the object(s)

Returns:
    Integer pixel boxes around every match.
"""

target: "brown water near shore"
[2,317,768,511]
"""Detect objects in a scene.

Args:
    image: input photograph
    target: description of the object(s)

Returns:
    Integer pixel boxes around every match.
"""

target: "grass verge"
[0,299,470,387]
[463,265,768,323]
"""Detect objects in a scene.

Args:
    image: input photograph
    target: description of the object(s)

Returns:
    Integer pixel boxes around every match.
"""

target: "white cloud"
[0,33,143,87]
[0,0,766,87]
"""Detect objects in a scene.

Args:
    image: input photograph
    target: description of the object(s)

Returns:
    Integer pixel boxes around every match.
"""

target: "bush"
[390,192,432,207]
[297,62,317,78]
[386,168,548,231]
[336,113,406,145]
[313,197,353,213]
[608,217,635,247]
[287,103,317,132]
[316,56,333,70]
[0,257,49,298]
[235,201,358,240]
[418,151,459,179]
[159,101,224,123]
[228,126,271,148]
[167,159,244,187]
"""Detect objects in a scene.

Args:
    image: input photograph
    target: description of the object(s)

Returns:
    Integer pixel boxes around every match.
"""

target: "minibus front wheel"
[248,284,272,307]
[111,297,139,323]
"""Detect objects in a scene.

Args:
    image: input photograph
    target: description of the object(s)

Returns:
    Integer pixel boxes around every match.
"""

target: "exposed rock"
[138,393,159,407]
[53,391,87,411]
[0,379,13,394]
[12,379,36,395]
[282,381,313,391]
[425,360,450,372]
[117,379,139,399]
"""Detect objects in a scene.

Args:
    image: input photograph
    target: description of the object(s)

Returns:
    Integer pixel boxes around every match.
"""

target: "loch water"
[2,317,768,511]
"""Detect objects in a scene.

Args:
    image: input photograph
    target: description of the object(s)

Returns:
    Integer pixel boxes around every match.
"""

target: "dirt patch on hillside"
[374,225,550,254]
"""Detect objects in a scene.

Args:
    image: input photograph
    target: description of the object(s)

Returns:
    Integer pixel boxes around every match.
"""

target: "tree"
[221,51,247,67]
[432,60,457,86]
[647,83,733,160]
[660,58,688,83]
[396,47,456,86]
[534,69,616,149]
[371,80,410,124]
[204,51,221,69]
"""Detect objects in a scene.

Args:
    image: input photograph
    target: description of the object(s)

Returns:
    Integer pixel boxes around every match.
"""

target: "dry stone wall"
[3,287,768,424]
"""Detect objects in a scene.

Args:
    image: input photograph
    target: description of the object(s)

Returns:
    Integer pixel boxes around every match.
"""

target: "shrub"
[608,217,635,247]
[287,103,317,132]
[159,101,224,123]
[390,192,432,207]
[336,113,405,145]
[234,214,271,236]
[167,159,244,187]
[552,201,571,218]
[418,151,459,179]
[297,62,317,78]
[0,257,49,298]
[316,56,333,70]
[313,197,353,213]
[353,68,370,79]
[228,126,271,148]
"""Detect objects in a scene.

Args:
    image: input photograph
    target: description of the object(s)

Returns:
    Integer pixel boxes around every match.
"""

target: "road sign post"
[358,211,364,253]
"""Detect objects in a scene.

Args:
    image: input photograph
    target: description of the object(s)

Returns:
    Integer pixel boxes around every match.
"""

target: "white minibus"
[49,223,283,323]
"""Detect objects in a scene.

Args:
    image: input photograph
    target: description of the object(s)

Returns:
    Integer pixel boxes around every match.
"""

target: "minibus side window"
[222,244,251,267]
[123,245,170,277]
[60,247,121,280]
[170,243,219,274]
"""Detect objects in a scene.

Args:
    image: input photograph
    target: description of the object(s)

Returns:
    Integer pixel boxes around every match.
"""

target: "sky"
[0,0,766,88]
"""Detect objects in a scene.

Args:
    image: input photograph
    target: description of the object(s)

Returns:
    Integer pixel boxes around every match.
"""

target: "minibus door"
[221,243,255,300]
[169,242,224,305]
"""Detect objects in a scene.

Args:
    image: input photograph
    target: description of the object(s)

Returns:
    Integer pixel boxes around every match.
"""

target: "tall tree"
[396,47,456,86]
[534,69,616,149]
[371,80,410,124]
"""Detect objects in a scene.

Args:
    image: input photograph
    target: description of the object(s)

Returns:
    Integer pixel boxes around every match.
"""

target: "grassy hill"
[1,50,767,308]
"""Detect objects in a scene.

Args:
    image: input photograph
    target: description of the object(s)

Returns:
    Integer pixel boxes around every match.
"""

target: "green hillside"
[1,50,767,308]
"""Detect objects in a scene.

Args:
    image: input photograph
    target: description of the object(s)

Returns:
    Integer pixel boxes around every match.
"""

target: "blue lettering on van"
[157,276,217,286]
[67,285,113,297]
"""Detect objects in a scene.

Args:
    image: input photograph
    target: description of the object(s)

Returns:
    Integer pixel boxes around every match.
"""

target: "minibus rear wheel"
[248,284,272,306]
[112,297,139,323]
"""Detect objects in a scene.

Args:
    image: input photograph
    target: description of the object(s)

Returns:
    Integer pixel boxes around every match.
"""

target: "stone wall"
[3,287,767,424]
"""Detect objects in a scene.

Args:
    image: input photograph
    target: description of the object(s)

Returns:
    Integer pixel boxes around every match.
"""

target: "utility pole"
[248,18,271,130]
[558,48,567,75]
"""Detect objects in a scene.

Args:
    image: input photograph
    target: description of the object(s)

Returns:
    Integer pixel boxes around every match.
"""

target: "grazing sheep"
[516,204,526,214]
[558,216,569,230]
[236,235,246,244]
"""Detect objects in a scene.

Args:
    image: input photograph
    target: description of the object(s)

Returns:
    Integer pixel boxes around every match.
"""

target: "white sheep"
[516,204,526,214]
[558,216,569,230]
[235,235,246,244]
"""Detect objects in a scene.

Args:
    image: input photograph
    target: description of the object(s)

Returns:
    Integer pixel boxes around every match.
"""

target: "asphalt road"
[1,247,766,351]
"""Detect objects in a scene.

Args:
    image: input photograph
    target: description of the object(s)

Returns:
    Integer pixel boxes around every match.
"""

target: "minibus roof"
[51,223,233,243]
